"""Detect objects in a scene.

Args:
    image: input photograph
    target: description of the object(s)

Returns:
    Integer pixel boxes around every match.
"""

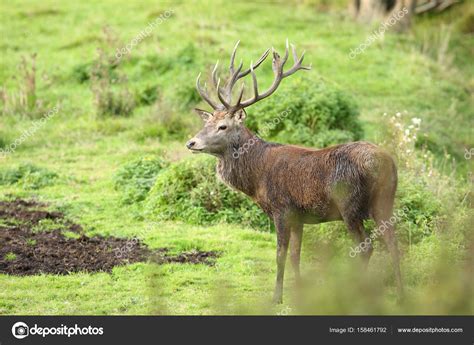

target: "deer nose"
[186,140,196,149]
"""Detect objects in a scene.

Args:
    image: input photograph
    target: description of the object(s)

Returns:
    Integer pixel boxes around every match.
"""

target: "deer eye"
[218,125,227,131]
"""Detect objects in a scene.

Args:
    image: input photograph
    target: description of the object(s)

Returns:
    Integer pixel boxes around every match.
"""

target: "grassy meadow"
[0,0,473,315]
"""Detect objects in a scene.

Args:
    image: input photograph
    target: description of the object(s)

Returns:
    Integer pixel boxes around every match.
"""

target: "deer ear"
[194,108,213,122]
[234,109,247,123]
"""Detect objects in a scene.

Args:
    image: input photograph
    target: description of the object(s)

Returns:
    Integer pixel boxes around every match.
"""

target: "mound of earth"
[0,199,218,276]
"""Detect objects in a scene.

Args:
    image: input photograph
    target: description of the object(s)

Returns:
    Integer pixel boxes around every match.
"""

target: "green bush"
[113,156,168,204]
[0,163,58,189]
[0,131,11,150]
[134,54,173,75]
[246,77,363,148]
[146,156,271,231]
[135,84,160,106]
[396,170,444,246]
[92,81,135,117]
[90,49,135,117]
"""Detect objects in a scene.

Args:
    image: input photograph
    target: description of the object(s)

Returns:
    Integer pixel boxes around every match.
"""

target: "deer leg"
[273,215,291,304]
[371,175,404,299]
[345,217,373,268]
[289,222,303,288]
[372,206,403,298]
[379,221,403,298]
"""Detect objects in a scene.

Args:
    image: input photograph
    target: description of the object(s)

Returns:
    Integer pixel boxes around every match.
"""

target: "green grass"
[0,0,472,315]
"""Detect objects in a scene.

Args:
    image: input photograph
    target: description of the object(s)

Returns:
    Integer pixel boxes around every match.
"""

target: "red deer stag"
[186,40,402,303]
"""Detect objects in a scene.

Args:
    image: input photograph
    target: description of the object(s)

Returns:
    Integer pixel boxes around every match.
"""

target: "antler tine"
[195,41,310,113]
[216,78,231,109]
[290,43,298,63]
[235,83,245,105]
[196,73,220,110]
[250,61,258,102]
[220,43,271,111]
[237,48,270,79]
[229,40,240,75]
[282,49,311,78]
[223,59,243,102]
[211,60,219,88]
[237,42,310,109]
[230,41,271,79]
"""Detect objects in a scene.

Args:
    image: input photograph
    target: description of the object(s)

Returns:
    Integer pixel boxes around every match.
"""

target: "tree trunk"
[351,0,417,31]
[351,0,462,30]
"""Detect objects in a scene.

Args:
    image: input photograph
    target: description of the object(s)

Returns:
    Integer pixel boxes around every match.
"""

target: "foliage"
[4,252,17,261]
[135,84,160,106]
[89,27,135,117]
[146,156,271,231]
[396,171,444,245]
[380,112,466,247]
[0,0,472,316]
[90,48,135,117]
[246,77,363,148]
[114,156,168,204]
[0,163,58,189]
[0,54,47,117]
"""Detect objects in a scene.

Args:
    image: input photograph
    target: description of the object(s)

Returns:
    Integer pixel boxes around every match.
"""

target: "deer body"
[218,130,393,223]
[188,41,402,303]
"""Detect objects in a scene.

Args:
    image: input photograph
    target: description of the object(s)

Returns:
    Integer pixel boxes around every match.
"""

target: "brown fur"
[188,108,402,304]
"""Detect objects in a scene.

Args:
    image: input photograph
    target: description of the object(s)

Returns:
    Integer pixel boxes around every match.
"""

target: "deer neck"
[217,127,267,198]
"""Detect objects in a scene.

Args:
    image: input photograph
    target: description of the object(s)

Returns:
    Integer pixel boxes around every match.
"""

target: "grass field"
[0,0,473,315]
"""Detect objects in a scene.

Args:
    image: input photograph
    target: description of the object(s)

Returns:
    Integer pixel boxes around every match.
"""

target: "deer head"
[186,40,311,156]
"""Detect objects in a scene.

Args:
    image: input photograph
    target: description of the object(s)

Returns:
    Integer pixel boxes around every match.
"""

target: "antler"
[196,72,221,110]
[218,41,270,105]
[238,40,311,109]
[195,40,310,112]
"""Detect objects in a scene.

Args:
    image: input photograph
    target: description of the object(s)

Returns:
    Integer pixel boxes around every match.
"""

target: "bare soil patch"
[0,199,218,276]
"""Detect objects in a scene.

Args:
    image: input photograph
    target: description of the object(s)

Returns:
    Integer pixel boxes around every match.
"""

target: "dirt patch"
[0,199,63,225]
[0,199,218,276]
[152,248,219,266]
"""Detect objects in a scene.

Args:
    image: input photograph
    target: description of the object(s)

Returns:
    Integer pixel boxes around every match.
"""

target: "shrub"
[0,163,58,189]
[135,54,173,75]
[92,84,135,117]
[114,156,168,204]
[72,62,94,83]
[457,11,474,34]
[90,27,135,117]
[380,112,456,247]
[91,49,135,117]
[146,156,271,231]
[0,131,12,150]
[135,84,160,106]
[246,77,363,148]
[0,54,47,117]
[396,170,444,245]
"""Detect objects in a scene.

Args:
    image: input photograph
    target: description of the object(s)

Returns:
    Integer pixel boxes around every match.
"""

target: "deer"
[186,40,402,304]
